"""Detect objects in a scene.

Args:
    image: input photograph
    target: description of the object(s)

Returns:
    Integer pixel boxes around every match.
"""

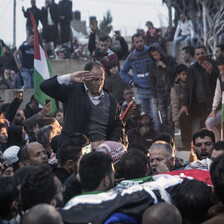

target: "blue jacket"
[119,46,151,89]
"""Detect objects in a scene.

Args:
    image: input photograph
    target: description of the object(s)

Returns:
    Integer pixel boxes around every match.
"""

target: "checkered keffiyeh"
[96,141,127,165]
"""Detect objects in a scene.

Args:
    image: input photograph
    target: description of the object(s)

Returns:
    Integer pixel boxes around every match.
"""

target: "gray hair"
[37,125,52,148]
[149,141,173,159]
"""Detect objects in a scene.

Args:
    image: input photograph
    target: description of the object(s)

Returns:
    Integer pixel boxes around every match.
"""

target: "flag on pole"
[30,11,57,114]
[121,99,135,124]
[0,43,3,57]
[221,91,224,140]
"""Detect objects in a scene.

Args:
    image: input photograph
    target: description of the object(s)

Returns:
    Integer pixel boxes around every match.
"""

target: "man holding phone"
[88,21,118,76]
[112,30,129,60]
[178,46,219,148]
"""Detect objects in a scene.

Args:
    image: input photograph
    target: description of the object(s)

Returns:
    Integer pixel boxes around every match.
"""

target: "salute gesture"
[70,71,94,83]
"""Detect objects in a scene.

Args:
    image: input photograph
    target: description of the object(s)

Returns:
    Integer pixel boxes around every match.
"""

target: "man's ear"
[103,175,110,188]
[145,163,150,176]
[11,200,18,210]
[170,157,175,169]
[50,198,57,207]
[65,160,73,167]
[65,160,74,171]
[18,161,24,168]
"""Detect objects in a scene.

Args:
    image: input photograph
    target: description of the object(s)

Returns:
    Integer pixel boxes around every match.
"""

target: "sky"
[0,0,170,47]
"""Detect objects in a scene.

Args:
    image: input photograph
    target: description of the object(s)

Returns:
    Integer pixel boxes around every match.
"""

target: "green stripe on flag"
[0,47,3,57]
[34,68,57,114]
[46,57,52,76]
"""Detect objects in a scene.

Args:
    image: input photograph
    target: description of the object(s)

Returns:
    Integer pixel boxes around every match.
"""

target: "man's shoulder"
[20,42,33,49]
[127,52,150,63]
[127,127,139,135]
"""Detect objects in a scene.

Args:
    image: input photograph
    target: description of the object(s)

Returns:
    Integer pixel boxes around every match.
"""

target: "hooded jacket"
[149,43,177,98]
[120,46,152,89]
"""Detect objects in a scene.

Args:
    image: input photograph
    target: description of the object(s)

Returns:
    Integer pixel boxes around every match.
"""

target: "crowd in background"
[1,0,224,223]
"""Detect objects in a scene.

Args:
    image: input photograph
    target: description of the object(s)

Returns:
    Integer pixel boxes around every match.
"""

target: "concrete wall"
[0,40,184,108]
[0,89,34,110]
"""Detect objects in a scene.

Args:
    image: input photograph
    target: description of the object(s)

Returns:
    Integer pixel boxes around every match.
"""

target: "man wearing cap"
[0,161,14,177]
[2,145,20,171]
[127,112,157,149]
[40,61,124,148]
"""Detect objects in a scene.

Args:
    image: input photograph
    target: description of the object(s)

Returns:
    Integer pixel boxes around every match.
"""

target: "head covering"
[3,145,20,164]
[140,112,150,119]
[1,161,13,173]
[7,125,24,147]
[96,141,127,165]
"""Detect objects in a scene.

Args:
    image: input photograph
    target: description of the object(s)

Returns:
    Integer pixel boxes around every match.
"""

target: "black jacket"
[0,53,18,74]
[183,61,219,111]
[149,42,177,98]
[23,6,41,28]
[59,0,72,22]
[40,76,124,146]
[41,3,59,26]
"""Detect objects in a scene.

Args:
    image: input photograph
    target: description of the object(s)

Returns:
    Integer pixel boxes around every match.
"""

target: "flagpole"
[221,91,224,141]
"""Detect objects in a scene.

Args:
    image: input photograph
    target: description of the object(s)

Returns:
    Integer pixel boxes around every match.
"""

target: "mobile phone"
[92,20,98,30]
[14,91,23,99]
[200,55,212,62]
[45,98,50,104]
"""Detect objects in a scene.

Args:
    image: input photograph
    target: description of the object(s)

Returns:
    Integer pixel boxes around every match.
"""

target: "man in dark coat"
[22,0,41,39]
[40,62,124,149]
[41,0,59,47]
[59,0,72,44]
[178,45,219,149]
[149,42,177,136]
[127,113,157,150]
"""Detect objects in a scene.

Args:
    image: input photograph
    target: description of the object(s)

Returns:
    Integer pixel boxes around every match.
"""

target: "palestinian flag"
[121,100,134,124]
[0,43,3,57]
[30,11,57,114]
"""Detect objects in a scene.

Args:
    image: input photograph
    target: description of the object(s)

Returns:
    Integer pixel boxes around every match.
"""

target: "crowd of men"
[1,1,224,223]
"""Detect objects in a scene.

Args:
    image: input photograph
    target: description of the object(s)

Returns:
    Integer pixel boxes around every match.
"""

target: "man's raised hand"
[70,71,93,83]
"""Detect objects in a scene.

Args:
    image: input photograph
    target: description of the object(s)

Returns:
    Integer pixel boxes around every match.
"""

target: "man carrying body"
[21,142,48,166]
[120,33,160,132]
[40,61,123,148]
[185,129,215,170]
[149,141,175,175]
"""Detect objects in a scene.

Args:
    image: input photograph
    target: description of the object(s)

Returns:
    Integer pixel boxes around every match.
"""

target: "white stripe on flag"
[222,91,224,104]
[34,45,49,80]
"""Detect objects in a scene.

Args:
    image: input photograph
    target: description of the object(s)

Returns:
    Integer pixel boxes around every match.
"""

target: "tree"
[96,10,113,37]
[163,0,224,53]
